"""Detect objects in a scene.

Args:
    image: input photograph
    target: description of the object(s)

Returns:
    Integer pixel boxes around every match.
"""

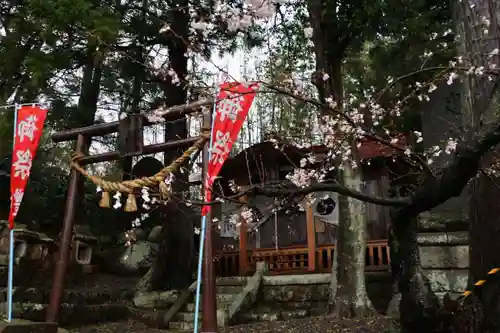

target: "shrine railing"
[214,240,390,277]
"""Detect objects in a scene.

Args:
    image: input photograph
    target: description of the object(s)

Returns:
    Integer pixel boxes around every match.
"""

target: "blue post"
[7,229,14,322]
[193,99,217,333]
[193,215,207,333]
[7,105,18,322]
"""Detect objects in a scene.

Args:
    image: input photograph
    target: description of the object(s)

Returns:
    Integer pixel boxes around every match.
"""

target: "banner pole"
[6,104,18,322]
[194,98,217,333]
[7,230,14,322]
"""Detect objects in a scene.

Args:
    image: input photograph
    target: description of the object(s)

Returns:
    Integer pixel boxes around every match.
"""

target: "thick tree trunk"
[306,1,372,312]
[386,225,402,315]
[392,214,441,333]
[136,200,196,292]
[74,41,103,224]
[151,202,195,291]
[136,0,194,292]
[457,0,500,330]
[305,0,499,327]
[306,0,344,106]
[329,164,374,317]
[467,176,500,332]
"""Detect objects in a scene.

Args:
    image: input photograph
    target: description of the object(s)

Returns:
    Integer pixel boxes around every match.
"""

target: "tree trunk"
[392,213,441,333]
[306,1,375,313]
[468,175,500,332]
[386,225,402,315]
[457,0,500,330]
[330,163,374,317]
[136,0,194,292]
[74,40,103,224]
[306,0,344,106]
[151,202,196,291]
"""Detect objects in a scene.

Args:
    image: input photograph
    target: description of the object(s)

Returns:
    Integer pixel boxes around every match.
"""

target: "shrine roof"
[220,134,408,172]
[215,134,408,193]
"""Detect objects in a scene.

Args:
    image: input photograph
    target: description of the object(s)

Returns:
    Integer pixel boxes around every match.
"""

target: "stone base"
[81,264,98,274]
[0,319,58,333]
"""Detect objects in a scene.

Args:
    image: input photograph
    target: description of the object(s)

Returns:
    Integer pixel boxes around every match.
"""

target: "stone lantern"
[71,225,97,272]
[0,222,54,264]
[0,221,56,284]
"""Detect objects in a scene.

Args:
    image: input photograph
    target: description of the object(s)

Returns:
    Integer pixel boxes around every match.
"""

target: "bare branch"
[187,181,410,207]
[250,182,411,206]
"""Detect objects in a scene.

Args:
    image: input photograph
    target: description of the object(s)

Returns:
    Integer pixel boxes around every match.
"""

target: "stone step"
[0,287,123,305]
[187,293,234,305]
[0,302,129,326]
[194,287,243,296]
[216,293,234,303]
[216,285,244,294]
[258,300,329,311]
[133,290,178,309]
[185,301,231,312]
[128,306,169,329]
[176,311,201,321]
[169,320,195,331]
[185,302,198,312]
[215,276,248,286]
[238,308,310,324]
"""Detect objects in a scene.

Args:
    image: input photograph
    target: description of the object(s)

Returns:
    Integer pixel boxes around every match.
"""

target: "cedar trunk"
[136,0,194,292]
[458,0,500,330]
[305,1,375,311]
[330,164,374,316]
[155,0,193,291]
[391,214,441,333]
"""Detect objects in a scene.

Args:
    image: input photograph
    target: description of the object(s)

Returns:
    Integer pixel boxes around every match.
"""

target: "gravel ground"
[69,315,398,333]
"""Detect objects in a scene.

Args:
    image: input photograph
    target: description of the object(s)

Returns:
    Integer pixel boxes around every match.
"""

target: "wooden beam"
[51,99,213,143]
[77,137,200,165]
[306,202,316,272]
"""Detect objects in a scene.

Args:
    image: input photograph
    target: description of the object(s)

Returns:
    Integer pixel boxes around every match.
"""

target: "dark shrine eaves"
[215,134,408,192]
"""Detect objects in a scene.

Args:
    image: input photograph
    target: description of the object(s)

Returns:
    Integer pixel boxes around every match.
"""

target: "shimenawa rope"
[70,131,209,212]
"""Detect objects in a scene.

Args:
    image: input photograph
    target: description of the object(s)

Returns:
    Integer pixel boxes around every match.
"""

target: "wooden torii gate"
[46,100,219,332]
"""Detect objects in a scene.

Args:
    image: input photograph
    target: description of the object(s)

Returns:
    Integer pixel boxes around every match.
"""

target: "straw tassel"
[99,192,111,208]
[159,182,169,200]
[124,193,138,212]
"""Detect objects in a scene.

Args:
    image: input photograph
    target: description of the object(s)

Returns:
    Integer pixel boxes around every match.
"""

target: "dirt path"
[70,315,398,333]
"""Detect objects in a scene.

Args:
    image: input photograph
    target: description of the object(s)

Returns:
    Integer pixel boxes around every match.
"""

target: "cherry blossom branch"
[374,65,498,100]
[193,114,500,218]
[259,82,431,171]
[393,86,500,219]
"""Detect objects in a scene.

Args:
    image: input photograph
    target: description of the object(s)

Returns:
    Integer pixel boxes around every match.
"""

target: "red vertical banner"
[8,106,48,229]
[202,82,259,215]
